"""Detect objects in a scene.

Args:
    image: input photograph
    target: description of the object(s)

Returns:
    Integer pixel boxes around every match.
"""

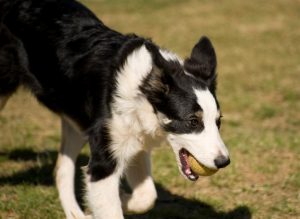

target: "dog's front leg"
[121,150,157,214]
[86,123,124,219]
[86,172,123,219]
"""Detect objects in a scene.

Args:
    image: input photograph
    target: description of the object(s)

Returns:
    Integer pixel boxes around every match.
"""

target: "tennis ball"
[188,155,218,176]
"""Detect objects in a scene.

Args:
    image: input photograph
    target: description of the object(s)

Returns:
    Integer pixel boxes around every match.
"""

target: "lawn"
[0,0,299,218]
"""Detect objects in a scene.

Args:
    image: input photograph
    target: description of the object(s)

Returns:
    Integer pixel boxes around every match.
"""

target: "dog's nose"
[214,155,230,168]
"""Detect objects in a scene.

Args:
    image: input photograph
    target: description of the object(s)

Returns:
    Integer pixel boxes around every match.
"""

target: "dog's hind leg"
[122,150,157,214]
[55,118,87,219]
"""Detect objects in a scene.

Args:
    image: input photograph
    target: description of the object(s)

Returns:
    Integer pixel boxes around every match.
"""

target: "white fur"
[110,45,160,172]
[157,112,172,125]
[121,176,157,214]
[122,150,157,214]
[85,173,124,219]
[167,88,229,170]
[113,45,152,114]
[159,49,183,64]
[55,118,87,219]
[86,46,160,219]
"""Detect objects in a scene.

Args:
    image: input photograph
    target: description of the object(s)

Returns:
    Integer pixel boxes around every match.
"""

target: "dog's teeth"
[188,174,195,180]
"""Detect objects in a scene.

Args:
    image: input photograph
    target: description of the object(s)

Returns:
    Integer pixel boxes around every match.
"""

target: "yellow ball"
[188,155,218,176]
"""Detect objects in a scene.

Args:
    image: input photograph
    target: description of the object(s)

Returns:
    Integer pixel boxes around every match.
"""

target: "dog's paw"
[69,214,92,219]
[84,215,93,219]
[120,189,157,215]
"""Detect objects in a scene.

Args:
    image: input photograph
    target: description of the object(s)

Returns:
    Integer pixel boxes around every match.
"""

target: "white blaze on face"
[167,88,229,169]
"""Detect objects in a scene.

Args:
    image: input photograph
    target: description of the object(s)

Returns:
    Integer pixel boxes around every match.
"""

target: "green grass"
[1,0,300,218]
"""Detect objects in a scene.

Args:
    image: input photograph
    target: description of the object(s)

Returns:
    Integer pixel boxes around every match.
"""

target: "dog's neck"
[109,45,162,150]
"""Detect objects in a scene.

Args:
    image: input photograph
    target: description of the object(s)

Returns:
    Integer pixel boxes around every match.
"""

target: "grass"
[1,0,300,218]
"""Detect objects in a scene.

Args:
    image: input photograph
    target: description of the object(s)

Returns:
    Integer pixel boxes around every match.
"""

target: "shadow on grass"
[126,183,252,219]
[0,148,89,186]
[0,148,251,219]
[0,148,89,207]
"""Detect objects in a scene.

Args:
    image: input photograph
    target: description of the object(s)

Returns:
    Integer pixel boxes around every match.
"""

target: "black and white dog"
[0,0,230,218]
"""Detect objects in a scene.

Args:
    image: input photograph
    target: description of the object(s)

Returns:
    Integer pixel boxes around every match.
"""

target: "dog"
[0,0,230,218]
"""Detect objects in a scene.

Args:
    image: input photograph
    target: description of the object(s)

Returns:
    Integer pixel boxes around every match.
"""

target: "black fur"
[184,37,217,83]
[0,25,28,95]
[0,0,220,181]
[141,39,219,134]
[0,0,152,181]
[87,119,116,181]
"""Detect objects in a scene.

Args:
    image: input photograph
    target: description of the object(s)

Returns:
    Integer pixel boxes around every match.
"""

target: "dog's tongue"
[180,149,198,181]
[181,151,192,175]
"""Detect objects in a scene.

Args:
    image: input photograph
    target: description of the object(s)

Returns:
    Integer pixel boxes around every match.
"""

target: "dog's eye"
[190,118,199,127]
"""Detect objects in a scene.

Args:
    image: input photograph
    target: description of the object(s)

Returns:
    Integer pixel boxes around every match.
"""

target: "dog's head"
[142,37,230,180]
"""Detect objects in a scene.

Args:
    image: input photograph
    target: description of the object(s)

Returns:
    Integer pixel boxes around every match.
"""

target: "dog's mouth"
[179,148,218,181]
[179,149,199,181]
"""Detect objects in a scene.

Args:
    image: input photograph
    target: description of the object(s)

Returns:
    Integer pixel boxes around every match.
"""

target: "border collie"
[0,0,230,218]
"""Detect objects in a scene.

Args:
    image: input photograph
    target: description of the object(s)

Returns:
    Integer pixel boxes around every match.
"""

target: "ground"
[0,0,299,218]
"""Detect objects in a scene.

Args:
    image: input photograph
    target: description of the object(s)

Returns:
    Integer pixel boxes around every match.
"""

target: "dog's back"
[0,0,144,128]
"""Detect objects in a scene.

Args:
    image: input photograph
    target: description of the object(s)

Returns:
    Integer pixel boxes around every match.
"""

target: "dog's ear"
[184,36,217,83]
